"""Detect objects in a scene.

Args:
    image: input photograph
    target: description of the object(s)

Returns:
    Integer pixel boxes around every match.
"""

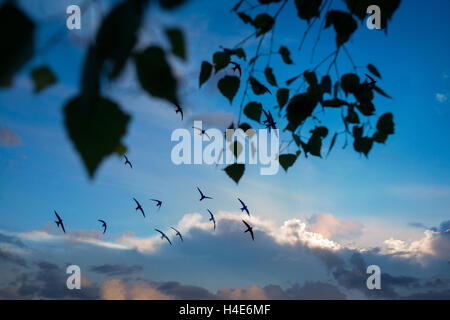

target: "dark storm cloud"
[0,249,28,267]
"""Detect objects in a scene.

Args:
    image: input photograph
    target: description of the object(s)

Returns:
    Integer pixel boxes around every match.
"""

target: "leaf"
[64,95,130,178]
[286,74,301,86]
[376,112,394,134]
[264,67,278,87]
[213,51,231,73]
[293,133,302,147]
[232,0,244,12]
[276,88,289,109]
[306,126,328,157]
[321,98,348,108]
[321,75,332,94]
[159,0,187,10]
[373,85,391,99]
[165,27,185,60]
[237,12,253,25]
[244,102,263,122]
[294,0,322,22]
[279,154,297,172]
[0,3,35,86]
[30,66,57,93]
[326,132,338,158]
[218,75,240,103]
[367,64,381,79]
[303,70,318,86]
[344,107,360,124]
[325,10,357,47]
[224,163,245,184]
[229,141,243,159]
[286,93,319,132]
[340,73,360,95]
[134,46,178,105]
[352,126,373,157]
[96,0,143,79]
[253,14,274,36]
[279,46,293,64]
[250,77,271,95]
[199,61,213,88]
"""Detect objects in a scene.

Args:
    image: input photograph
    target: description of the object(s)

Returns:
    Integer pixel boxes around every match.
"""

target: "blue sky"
[0,0,449,299]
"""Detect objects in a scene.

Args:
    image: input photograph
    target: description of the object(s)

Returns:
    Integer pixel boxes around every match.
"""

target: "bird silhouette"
[197,187,213,201]
[238,198,250,217]
[155,229,172,245]
[230,61,241,77]
[54,210,66,233]
[150,199,162,210]
[171,227,183,242]
[174,103,183,120]
[124,155,132,168]
[192,127,211,140]
[262,109,277,132]
[207,209,216,230]
[242,220,254,241]
[98,219,107,234]
[133,198,145,217]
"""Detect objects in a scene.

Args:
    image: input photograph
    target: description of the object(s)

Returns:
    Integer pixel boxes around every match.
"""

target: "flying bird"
[197,187,213,201]
[207,209,216,230]
[124,155,132,168]
[171,227,183,242]
[262,109,277,132]
[133,198,145,217]
[242,220,254,241]
[238,198,250,217]
[98,219,107,234]
[174,103,183,120]
[192,127,211,140]
[54,210,66,233]
[150,199,162,210]
[155,229,172,245]
[230,61,242,77]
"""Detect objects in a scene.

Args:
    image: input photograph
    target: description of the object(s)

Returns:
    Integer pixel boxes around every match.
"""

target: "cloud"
[436,93,448,103]
[101,279,172,300]
[0,125,22,146]
[308,213,363,240]
[90,264,143,276]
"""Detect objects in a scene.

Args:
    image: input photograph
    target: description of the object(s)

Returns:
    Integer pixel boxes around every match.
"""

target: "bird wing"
[133,198,140,207]
[208,209,214,219]
[238,198,245,207]
[249,229,254,240]
[54,210,62,222]
[242,220,251,229]
[60,221,66,233]
[197,187,204,197]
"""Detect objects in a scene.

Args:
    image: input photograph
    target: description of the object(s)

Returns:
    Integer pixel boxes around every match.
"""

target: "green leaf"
[279,46,293,64]
[325,10,357,47]
[134,46,178,105]
[237,12,253,25]
[64,95,130,178]
[294,0,322,22]
[286,93,319,132]
[341,73,360,95]
[0,3,35,86]
[165,27,185,60]
[253,14,274,36]
[199,61,213,88]
[244,102,263,122]
[218,75,240,103]
[96,0,143,79]
[224,163,245,184]
[264,67,278,87]
[30,66,57,93]
[250,77,271,95]
[279,154,297,172]
[213,51,231,73]
[276,88,289,109]
[367,64,381,79]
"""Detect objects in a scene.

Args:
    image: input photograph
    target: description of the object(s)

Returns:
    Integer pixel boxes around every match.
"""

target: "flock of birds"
[52,156,255,244]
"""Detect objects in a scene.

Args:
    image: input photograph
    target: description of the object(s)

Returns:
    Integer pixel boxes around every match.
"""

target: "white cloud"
[436,93,448,103]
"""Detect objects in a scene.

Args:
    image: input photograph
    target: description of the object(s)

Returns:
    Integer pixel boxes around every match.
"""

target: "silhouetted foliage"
[0,0,400,183]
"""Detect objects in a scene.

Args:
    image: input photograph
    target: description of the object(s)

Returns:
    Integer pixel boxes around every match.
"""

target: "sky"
[0,0,449,299]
